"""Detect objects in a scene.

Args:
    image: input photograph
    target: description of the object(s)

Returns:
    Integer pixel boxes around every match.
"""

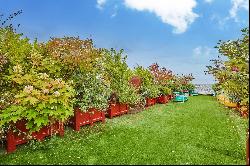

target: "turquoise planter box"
[174,95,188,102]
[173,91,185,95]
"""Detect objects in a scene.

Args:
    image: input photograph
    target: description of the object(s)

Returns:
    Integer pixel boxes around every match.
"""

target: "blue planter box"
[174,95,188,102]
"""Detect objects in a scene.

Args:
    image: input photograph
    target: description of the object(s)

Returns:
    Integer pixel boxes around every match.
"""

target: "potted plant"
[70,70,111,130]
[206,28,249,116]
[46,37,109,130]
[0,29,75,153]
[157,86,172,104]
[102,49,142,118]
[1,72,75,153]
[134,65,160,107]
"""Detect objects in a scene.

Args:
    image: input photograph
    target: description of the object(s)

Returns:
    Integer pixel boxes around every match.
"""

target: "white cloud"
[96,0,199,34]
[96,0,107,9]
[123,0,199,34]
[229,0,249,21]
[210,0,249,29]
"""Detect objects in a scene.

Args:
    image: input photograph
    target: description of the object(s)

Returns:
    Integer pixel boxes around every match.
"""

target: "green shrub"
[73,68,111,112]
[102,49,141,104]
[134,65,160,98]
[0,29,75,133]
[206,28,249,106]
[159,86,172,95]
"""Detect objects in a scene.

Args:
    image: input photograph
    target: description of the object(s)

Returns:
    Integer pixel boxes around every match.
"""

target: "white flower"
[53,91,60,97]
[24,85,34,94]
[43,89,50,94]
[13,64,22,73]
[55,78,62,84]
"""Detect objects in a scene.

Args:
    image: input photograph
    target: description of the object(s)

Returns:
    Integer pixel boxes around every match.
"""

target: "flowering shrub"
[0,28,75,133]
[46,37,111,112]
[0,72,75,132]
[0,27,32,105]
[149,63,173,95]
[171,74,194,92]
[103,48,142,104]
[134,65,160,98]
[206,28,249,107]
[46,37,102,81]
[149,63,173,85]
[73,68,111,112]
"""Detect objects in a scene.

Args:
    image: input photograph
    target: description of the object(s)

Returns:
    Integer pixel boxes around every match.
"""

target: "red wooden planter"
[157,95,169,104]
[70,107,105,131]
[7,119,64,153]
[146,98,156,107]
[107,103,128,119]
[167,94,173,100]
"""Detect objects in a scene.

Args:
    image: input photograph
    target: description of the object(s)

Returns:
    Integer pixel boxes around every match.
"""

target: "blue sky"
[0,0,249,84]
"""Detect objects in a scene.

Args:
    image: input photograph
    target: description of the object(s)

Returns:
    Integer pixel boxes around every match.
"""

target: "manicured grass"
[0,96,248,165]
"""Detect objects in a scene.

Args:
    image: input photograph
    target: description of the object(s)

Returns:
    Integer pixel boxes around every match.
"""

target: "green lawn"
[0,96,248,165]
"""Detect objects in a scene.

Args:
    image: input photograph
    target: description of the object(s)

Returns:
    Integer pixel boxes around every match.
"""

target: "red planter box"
[7,119,64,153]
[107,103,128,119]
[70,107,105,131]
[146,98,156,107]
[168,94,174,100]
[157,95,169,104]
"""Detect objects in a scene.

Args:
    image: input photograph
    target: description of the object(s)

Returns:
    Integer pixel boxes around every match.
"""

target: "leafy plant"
[102,48,141,104]
[159,86,172,95]
[171,74,194,92]
[0,29,75,133]
[73,67,111,112]
[46,37,102,81]
[134,65,160,98]
[1,69,75,132]
[148,63,173,96]
[206,27,249,107]
[184,83,195,91]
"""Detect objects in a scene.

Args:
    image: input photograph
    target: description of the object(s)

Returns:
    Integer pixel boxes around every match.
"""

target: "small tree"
[206,28,249,106]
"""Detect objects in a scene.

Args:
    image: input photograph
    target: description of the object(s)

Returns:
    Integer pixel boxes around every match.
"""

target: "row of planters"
[206,28,249,118]
[0,26,195,153]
